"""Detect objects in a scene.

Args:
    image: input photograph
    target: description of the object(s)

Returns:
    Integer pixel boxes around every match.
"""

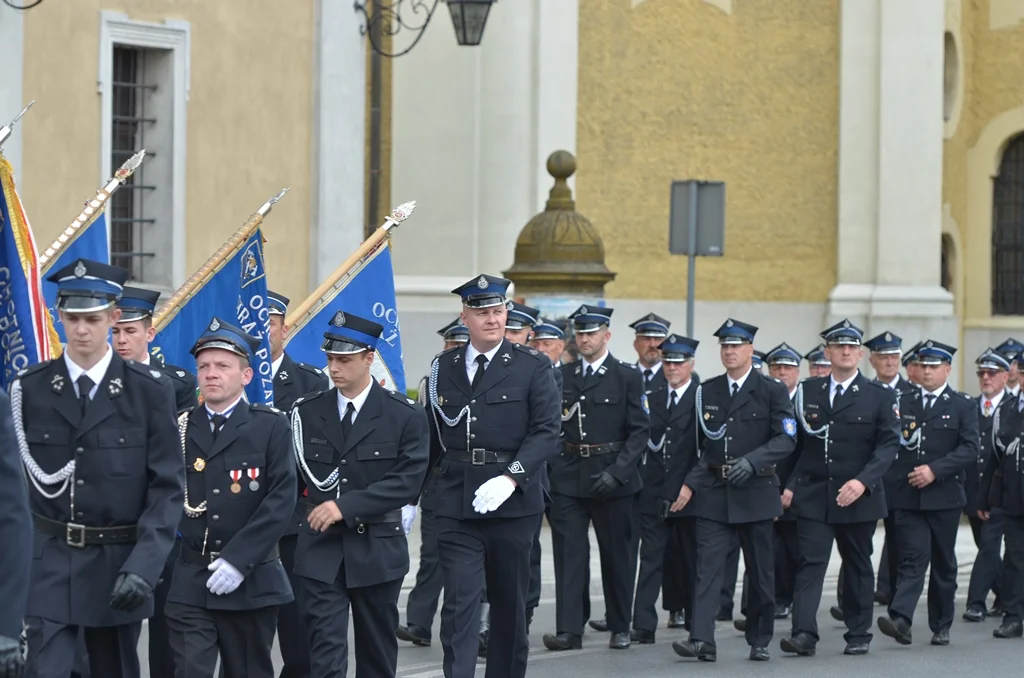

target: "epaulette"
[434,345,461,360]
[618,359,638,369]
[163,363,193,382]
[513,343,546,361]
[386,388,418,407]
[701,373,726,386]
[251,402,284,415]
[959,390,973,400]
[865,379,891,391]
[15,360,51,381]
[296,362,325,378]
[291,390,330,409]
[125,360,169,382]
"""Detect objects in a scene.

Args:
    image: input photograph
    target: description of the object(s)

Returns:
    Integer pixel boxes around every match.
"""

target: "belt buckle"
[578,444,591,458]
[721,463,732,477]
[470,448,487,466]
[209,550,221,564]
[66,522,87,548]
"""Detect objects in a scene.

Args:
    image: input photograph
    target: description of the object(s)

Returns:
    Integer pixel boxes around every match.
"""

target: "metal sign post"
[669,180,726,337]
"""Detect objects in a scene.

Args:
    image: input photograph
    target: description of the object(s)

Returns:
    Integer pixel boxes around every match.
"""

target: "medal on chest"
[230,470,242,494]
[247,468,260,491]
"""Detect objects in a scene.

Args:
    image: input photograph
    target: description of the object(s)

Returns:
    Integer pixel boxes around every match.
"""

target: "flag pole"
[0,100,34,150]
[152,188,290,332]
[285,200,416,330]
[39,149,147,272]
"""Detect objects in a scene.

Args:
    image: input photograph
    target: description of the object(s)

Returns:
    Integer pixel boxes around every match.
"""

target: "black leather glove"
[589,471,620,498]
[726,458,755,486]
[109,572,154,613]
[0,635,24,678]
[658,499,672,520]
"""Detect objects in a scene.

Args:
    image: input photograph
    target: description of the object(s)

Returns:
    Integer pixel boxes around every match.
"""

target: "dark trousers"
[876,540,891,596]
[774,520,800,607]
[967,513,1004,610]
[792,519,876,643]
[661,517,697,619]
[889,508,960,632]
[149,539,181,678]
[25,618,141,678]
[691,518,775,648]
[299,573,402,678]
[527,517,543,617]
[436,514,539,678]
[631,509,670,632]
[405,506,444,634]
[1001,515,1024,624]
[721,534,741,613]
[548,493,638,636]
[845,514,896,606]
[277,535,311,677]
[165,602,277,678]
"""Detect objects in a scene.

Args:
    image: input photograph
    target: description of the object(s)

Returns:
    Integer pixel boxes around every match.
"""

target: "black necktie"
[471,355,488,391]
[643,369,653,384]
[585,365,594,379]
[210,414,227,440]
[341,402,356,439]
[668,390,677,411]
[834,383,844,405]
[925,394,936,410]
[731,382,739,398]
[77,375,94,413]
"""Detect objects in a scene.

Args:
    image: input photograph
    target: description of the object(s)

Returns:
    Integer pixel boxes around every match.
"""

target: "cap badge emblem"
[669,334,677,342]
[885,332,892,341]
[332,311,346,327]
[580,305,589,315]
[843,319,850,328]
[476,275,488,290]
[209,318,221,332]
[926,340,934,348]
[74,261,87,278]
[726,319,734,327]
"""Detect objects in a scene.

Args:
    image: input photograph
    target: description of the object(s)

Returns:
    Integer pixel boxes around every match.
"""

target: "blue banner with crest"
[150,229,274,405]
[284,240,406,393]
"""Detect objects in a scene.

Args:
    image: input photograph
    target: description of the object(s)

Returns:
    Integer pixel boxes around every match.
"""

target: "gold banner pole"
[285,201,416,330]
[0,100,34,150]
[39,149,147,272]
[152,188,290,333]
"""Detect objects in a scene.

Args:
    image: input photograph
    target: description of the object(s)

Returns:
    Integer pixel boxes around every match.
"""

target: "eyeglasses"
[976,370,1001,378]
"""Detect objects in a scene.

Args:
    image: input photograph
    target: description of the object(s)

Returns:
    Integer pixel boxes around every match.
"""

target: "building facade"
[3,0,1024,388]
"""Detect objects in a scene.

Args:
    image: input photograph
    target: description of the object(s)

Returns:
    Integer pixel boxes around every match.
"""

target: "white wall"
[0,5,25,174]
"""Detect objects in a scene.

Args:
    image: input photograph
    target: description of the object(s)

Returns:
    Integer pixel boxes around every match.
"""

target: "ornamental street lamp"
[354,0,497,237]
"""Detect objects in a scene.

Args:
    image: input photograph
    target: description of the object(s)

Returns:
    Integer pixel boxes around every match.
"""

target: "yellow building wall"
[19,0,314,305]
[576,0,840,302]
[945,0,1024,326]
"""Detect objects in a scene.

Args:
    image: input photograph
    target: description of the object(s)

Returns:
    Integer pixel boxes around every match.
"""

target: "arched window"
[992,134,1024,315]
[941,234,953,291]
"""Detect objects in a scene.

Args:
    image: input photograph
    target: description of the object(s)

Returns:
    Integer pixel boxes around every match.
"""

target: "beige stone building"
[3,0,1024,388]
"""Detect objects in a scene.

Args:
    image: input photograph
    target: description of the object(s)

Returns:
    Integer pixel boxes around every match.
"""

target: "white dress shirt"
[727,366,753,395]
[337,378,373,424]
[206,394,245,430]
[921,383,948,408]
[828,371,858,406]
[465,342,502,385]
[981,390,1004,417]
[65,346,114,400]
[667,379,692,409]
[581,350,610,377]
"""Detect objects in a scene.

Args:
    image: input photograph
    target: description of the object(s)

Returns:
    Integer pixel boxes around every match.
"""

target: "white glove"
[206,558,244,596]
[401,505,418,535]
[472,475,516,514]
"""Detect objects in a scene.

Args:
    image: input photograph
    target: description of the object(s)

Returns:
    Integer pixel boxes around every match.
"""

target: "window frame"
[991,133,1024,315]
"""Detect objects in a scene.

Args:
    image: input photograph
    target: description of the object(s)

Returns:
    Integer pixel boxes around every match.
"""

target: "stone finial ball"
[547,150,576,180]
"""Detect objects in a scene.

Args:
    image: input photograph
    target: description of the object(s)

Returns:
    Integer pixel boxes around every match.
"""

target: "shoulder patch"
[619,359,638,369]
[293,390,329,408]
[162,363,193,382]
[435,345,461,360]
[125,360,168,381]
[251,403,282,414]
[866,379,889,390]
[296,362,325,377]
[512,343,544,359]
[387,389,418,408]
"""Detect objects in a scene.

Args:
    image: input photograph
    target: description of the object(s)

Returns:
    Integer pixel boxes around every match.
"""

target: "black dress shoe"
[780,632,816,656]
[874,590,890,606]
[631,629,656,644]
[672,639,716,662]
[588,618,609,632]
[733,618,747,632]
[395,624,432,647]
[609,632,631,649]
[716,609,733,622]
[749,645,770,661]
[830,605,845,622]
[963,607,986,622]
[667,611,686,629]
[930,629,949,646]
[775,604,791,619]
[542,632,582,651]
[877,616,912,645]
[993,621,1024,638]
[844,640,870,655]
[990,602,1005,617]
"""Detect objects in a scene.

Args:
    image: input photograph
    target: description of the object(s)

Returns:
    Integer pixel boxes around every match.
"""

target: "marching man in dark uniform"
[427,275,560,677]
[14,258,182,678]
[529,319,567,367]
[544,304,649,652]
[265,290,330,678]
[804,345,831,378]
[630,313,670,393]
[963,349,1010,622]
[291,310,428,678]
[109,285,197,678]
[630,333,698,643]
[164,318,296,678]
[981,349,1024,639]
[878,340,978,647]
[397,319,468,649]
[670,318,796,663]
[780,320,899,657]
[994,337,1024,399]
[0,388,31,678]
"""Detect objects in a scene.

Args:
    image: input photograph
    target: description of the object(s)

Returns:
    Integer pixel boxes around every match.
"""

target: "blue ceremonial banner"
[285,240,406,393]
[151,229,275,405]
[0,153,57,389]
[41,210,110,344]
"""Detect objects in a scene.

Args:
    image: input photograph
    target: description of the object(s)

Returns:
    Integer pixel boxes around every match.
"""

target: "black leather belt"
[444,449,516,465]
[707,463,776,480]
[33,513,138,548]
[179,543,280,566]
[564,441,624,458]
[302,504,402,534]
